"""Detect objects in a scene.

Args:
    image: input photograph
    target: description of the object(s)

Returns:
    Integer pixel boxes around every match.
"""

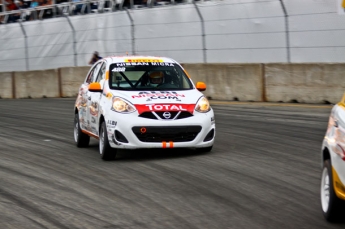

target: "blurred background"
[0,0,344,71]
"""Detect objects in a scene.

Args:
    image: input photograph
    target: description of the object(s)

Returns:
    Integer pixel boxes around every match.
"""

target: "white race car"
[74,56,215,160]
[321,94,345,221]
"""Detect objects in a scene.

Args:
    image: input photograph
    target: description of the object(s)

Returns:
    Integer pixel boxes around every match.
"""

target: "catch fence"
[0,0,344,71]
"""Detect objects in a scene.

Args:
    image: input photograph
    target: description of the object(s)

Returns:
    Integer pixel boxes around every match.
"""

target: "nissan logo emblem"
[163,112,171,119]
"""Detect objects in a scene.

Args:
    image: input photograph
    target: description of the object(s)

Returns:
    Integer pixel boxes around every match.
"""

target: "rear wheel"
[320,159,345,222]
[99,121,117,161]
[74,113,90,147]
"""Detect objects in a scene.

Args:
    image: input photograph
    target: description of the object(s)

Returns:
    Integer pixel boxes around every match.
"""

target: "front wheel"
[74,113,90,147]
[99,121,117,161]
[320,159,345,222]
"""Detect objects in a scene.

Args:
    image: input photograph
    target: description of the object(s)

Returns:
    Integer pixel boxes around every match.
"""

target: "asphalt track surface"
[0,98,344,229]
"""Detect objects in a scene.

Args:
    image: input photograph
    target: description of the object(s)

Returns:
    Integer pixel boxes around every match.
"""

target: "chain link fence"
[0,0,344,72]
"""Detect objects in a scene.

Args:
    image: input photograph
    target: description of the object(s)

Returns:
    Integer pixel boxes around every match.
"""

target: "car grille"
[139,111,193,120]
[132,126,202,142]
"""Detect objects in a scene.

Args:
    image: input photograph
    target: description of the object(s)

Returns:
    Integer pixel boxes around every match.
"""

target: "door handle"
[88,96,91,101]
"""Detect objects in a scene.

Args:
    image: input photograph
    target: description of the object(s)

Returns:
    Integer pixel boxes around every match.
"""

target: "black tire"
[320,159,345,222]
[99,121,117,161]
[74,113,90,147]
[197,145,213,153]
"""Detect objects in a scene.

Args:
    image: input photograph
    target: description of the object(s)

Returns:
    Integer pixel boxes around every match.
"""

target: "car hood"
[111,90,204,114]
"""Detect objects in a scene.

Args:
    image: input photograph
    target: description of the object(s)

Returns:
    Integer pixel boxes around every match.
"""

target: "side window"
[95,62,106,83]
[91,62,102,83]
[85,62,102,84]
[85,69,94,84]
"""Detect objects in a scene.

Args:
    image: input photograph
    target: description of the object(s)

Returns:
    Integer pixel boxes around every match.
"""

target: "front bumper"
[106,110,215,149]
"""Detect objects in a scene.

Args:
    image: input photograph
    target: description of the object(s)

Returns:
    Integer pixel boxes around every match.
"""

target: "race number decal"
[112,67,126,72]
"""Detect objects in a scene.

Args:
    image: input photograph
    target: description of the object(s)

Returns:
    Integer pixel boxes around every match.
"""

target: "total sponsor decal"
[135,104,195,114]
[132,91,185,100]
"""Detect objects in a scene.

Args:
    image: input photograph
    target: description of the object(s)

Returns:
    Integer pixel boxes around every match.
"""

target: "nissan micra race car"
[74,56,215,160]
[321,93,345,222]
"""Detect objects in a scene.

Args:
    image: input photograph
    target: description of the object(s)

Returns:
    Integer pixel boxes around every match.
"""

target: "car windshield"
[109,62,193,91]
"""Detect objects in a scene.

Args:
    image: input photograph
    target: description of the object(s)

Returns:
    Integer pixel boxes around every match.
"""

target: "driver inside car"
[148,71,165,87]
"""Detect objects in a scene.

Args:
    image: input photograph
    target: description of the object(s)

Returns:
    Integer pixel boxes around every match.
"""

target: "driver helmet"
[149,71,164,86]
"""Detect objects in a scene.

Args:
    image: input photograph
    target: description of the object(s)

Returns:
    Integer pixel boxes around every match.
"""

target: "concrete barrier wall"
[265,64,345,104]
[1,63,345,104]
[60,67,90,97]
[0,72,13,99]
[182,64,263,102]
[14,70,59,99]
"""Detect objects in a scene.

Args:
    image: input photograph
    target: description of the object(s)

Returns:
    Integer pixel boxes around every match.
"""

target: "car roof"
[102,55,178,64]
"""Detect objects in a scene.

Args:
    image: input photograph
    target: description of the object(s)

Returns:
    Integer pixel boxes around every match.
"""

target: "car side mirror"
[196,82,206,91]
[89,82,102,92]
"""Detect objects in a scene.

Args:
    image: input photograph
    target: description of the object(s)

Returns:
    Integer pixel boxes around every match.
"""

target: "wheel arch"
[322,147,331,166]
[99,114,105,132]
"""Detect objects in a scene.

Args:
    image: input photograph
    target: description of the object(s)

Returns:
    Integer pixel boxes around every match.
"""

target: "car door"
[78,63,100,130]
[85,62,103,134]
[87,61,106,136]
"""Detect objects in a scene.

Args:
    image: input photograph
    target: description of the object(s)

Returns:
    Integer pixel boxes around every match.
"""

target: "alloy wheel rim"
[321,167,330,212]
[99,126,104,154]
[74,118,78,142]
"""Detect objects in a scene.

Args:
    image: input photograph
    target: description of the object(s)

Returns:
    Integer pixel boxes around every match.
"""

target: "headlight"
[112,97,136,113]
[195,96,210,113]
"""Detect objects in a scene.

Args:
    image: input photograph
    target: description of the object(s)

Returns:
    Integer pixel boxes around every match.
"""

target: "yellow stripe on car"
[125,59,163,63]
[105,71,109,80]
[332,166,345,201]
